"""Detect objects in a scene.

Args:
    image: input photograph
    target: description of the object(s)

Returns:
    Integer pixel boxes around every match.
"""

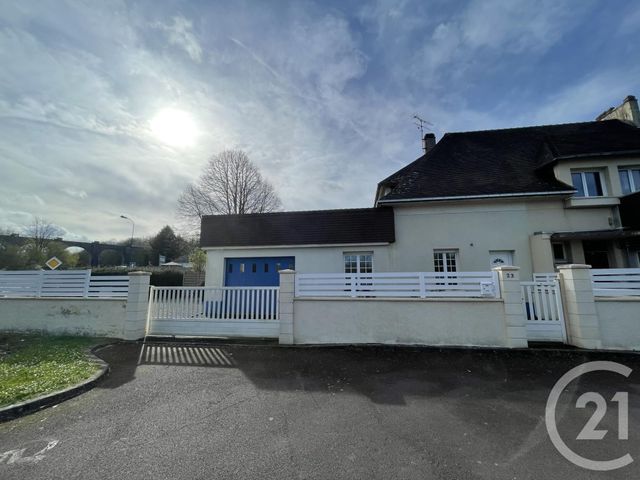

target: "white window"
[343,252,373,274]
[619,167,640,195]
[489,250,514,268]
[571,171,606,197]
[433,250,458,273]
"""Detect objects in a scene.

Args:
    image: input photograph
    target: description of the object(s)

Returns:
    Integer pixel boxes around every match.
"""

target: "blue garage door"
[224,257,295,286]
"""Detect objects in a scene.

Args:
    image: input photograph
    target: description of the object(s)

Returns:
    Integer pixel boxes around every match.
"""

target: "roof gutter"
[202,242,392,251]
[376,190,576,205]
[554,149,640,160]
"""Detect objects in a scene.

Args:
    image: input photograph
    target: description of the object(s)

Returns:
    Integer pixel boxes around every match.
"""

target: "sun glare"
[150,108,198,147]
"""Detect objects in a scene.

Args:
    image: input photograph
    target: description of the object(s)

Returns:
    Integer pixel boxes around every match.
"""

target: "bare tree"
[25,217,62,253]
[177,150,281,229]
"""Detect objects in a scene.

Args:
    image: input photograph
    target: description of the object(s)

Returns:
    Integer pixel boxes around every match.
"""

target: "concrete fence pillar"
[530,233,555,274]
[124,271,151,341]
[494,266,528,348]
[557,264,601,349]
[278,269,296,345]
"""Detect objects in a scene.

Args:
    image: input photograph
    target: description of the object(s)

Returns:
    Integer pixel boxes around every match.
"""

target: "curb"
[0,344,111,423]
[139,338,640,357]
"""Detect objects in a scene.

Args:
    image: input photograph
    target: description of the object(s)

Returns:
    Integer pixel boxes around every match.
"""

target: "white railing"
[0,270,129,298]
[533,273,558,283]
[295,271,499,298]
[87,276,129,298]
[592,268,640,297]
[148,286,280,321]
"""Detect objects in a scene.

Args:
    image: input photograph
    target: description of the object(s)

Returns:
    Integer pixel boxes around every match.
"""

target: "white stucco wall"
[0,298,127,337]
[596,298,640,351]
[292,297,507,346]
[205,197,612,286]
[388,198,611,280]
[205,244,393,287]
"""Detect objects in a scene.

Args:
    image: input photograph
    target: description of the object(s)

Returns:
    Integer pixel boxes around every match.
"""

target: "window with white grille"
[344,252,373,274]
[433,250,458,273]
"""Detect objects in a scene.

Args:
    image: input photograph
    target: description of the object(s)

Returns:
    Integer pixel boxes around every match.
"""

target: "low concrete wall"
[293,297,507,346]
[0,298,127,337]
[596,298,640,351]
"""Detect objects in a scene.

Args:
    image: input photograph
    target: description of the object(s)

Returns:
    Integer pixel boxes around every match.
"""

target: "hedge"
[90,267,184,286]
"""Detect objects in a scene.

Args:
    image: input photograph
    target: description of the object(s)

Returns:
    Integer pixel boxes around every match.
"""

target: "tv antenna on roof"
[413,114,434,153]
[413,114,432,136]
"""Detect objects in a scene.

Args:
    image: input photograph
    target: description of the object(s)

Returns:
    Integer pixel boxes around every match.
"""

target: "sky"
[1,0,639,242]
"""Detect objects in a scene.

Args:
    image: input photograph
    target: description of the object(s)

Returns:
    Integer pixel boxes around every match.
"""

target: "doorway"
[582,241,610,268]
[489,250,514,269]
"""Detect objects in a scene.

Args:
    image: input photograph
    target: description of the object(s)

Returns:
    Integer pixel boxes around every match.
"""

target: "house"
[201,96,640,286]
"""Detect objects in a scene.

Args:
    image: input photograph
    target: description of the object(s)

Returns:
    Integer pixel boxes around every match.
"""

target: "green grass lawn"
[0,334,105,408]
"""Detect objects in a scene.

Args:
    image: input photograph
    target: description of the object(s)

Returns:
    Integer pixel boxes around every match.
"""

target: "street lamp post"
[120,215,135,266]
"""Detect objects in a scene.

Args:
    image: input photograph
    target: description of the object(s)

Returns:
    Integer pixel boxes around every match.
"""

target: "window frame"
[552,242,569,264]
[343,252,374,275]
[433,249,459,274]
[571,170,607,198]
[618,167,640,195]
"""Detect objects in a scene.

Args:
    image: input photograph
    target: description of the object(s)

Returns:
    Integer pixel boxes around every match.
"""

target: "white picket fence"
[534,268,640,297]
[592,268,640,297]
[0,270,129,298]
[521,280,566,342]
[148,286,280,321]
[295,271,499,298]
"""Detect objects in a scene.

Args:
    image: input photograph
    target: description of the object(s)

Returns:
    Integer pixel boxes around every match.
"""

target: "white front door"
[489,251,514,269]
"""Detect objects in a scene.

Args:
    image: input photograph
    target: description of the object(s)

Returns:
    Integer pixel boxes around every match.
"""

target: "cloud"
[0,0,637,243]
[618,4,640,35]
[62,188,88,199]
[153,16,203,63]
[460,0,584,53]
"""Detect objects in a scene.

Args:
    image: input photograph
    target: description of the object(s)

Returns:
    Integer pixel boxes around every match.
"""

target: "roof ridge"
[201,206,386,219]
[445,119,626,136]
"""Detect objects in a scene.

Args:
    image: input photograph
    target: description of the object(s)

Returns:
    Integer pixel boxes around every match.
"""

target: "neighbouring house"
[201,96,640,287]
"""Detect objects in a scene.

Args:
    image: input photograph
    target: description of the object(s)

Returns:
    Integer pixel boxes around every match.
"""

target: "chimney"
[596,95,640,127]
[422,133,436,153]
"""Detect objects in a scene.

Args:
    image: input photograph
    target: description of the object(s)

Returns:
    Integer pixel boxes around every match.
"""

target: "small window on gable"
[252,263,257,273]
[227,263,233,273]
[571,171,605,197]
[264,263,269,273]
[240,263,245,273]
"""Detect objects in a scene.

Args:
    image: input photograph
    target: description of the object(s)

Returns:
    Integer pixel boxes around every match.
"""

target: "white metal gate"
[520,280,566,342]
[146,286,280,338]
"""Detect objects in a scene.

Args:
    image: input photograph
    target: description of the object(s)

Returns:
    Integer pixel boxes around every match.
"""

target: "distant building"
[596,95,640,127]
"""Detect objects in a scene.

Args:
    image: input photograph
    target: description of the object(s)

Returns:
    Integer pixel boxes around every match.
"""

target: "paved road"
[1,342,639,479]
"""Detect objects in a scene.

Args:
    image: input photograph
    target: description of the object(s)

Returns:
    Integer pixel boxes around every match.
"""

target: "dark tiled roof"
[378,120,640,202]
[200,208,395,248]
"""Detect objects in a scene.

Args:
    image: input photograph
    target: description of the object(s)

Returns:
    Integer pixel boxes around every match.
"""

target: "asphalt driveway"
[1,342,639,479]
